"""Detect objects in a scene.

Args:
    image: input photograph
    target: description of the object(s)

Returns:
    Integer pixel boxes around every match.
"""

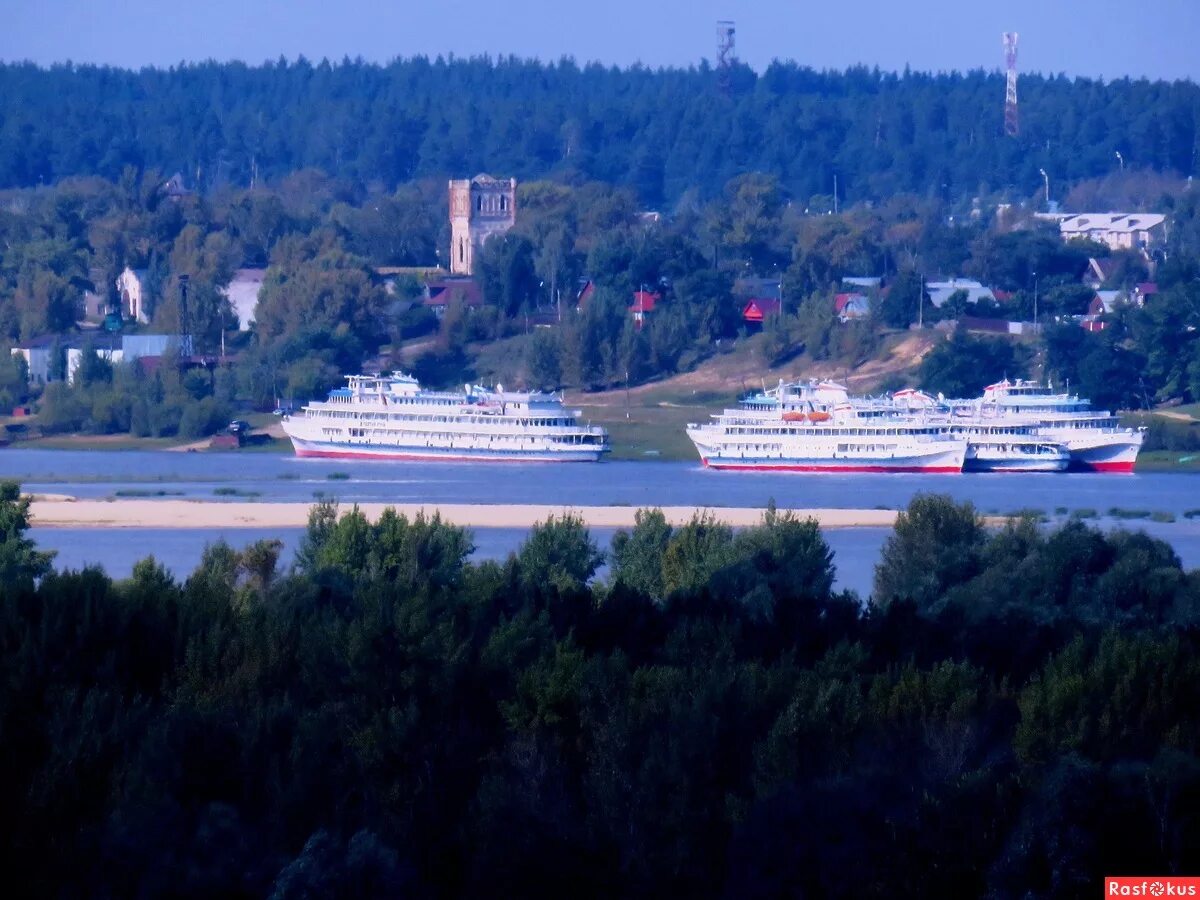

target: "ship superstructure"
[282,374,609,462]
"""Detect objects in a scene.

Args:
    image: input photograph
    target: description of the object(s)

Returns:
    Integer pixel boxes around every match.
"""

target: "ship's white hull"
[1042,430,1144,473]
[963,453,1069,473]
[288,436,605,463]
[689,431,966,472]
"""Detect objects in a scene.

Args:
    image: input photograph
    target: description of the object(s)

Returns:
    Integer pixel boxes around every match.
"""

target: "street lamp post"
[1116,151,1124,171]
[1038,168,1050,208]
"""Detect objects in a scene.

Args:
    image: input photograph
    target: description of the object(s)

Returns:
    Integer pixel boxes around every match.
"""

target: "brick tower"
[448,174,517,275]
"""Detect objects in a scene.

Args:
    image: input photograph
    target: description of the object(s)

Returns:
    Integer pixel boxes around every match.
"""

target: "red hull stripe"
[703,461,961,473]
[1077,460,1136,473]
[294,448,596,463]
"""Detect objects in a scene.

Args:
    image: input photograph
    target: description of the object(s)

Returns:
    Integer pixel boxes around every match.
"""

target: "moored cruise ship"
[889,388,1070,472]
[745,381,1067,473]
[686,385,966,472]
[282,373,609,462]
[959,379,1145,472]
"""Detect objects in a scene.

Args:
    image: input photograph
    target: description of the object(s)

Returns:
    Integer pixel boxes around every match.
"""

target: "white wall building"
[222,268,266,331]
[1059,213,1166,251]
[926,278,997,309]
[116,267,151,324]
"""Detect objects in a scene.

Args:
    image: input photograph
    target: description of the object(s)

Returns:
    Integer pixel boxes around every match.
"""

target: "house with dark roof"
[575,278,595,312]
[423,277,484,317]
[161,173,193,201]
[733,276,782,302]
[1133,282,1158,306]
[1083,257,1119,290]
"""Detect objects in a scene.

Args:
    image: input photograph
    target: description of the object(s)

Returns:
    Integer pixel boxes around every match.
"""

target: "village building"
[423,277,484,318]
[925,278,997,308]
[221,268,267,331]
[742,297,780,326]
[734,276,782,303]
[630,290,659,329]
[1082,257,1119,289]
[1059,213,1166,252]
[1080,290,1128,332]
[448,174,517,276]
[575,278,595,312]
[12,333,192,384]
[834,292,871,321]
[161,172,193,201]
[115,267,151,324]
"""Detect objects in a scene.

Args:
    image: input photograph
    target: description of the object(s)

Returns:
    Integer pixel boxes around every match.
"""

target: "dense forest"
[1,485,1199,896]
[1,57,1198,205]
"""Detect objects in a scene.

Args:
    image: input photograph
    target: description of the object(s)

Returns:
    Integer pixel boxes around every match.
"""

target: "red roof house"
[630,290,659,328]
[834,292,870,321]
[742,297,781,325]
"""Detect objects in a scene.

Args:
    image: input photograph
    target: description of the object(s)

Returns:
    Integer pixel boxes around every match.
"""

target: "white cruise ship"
[686,382,966,472]
[958,379,1145,472]
[282,374,609,462]
[890,389,1069,472]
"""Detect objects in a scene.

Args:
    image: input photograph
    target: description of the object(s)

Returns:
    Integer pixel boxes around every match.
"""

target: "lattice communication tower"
[717,20,736,96]
[1003,32,1019,137]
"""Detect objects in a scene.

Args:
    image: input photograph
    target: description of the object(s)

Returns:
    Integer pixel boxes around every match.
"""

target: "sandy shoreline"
[27,496,902,530]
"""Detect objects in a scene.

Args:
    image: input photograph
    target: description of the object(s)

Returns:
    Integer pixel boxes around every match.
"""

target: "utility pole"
[178,274,190,342]
[833,173,839,214]
[1032,270,1039,331]
[918,274,924,328]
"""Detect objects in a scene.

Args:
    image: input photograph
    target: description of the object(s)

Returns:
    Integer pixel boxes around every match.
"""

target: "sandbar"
[27,496,901,530]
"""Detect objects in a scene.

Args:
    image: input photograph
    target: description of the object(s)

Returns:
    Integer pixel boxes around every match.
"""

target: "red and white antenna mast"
[1003,32,1019,137]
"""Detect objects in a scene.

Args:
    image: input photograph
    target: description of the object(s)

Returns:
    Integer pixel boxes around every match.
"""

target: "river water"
[7,450,1199,598]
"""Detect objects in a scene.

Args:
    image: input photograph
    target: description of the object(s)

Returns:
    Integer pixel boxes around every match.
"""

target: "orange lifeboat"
[807,410,831,422]
[782,411,808,422]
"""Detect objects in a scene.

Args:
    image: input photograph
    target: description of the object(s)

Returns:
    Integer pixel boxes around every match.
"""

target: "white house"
[15,334,192,385]
[222,268,267,331]
[10,335,62,383]
[926,278,997,309]
[1059,213,1166,252]
[66,345,123,384]
[116,267,151,324]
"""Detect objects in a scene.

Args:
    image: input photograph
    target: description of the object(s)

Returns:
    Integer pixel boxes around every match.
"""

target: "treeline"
[1,57,1198,205]
[1,486,1199,896]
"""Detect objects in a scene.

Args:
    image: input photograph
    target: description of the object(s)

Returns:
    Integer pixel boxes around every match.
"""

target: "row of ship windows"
[728,427,937,437]
[724,443,900,453]
[327,396,530,409]
[315,411,573,427]
[972,443,1059,454]
[328,428,600,445]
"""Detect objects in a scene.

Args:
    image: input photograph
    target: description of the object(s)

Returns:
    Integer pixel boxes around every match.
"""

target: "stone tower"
[448,174,517,276]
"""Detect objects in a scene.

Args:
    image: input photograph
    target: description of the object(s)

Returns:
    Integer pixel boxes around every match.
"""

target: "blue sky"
[1,0,1196,81]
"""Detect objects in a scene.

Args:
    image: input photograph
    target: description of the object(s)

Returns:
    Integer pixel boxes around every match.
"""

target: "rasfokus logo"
[1106,878,1200,896]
